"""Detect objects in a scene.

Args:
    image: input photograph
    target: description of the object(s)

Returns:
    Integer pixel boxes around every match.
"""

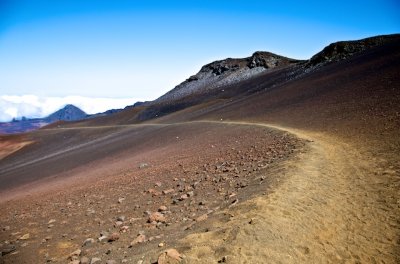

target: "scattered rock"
[117,215,126,222]
[82,238,95,247]
[158,205,168,212]
[157,248,183,264]
[130,234,146,246]
[19,233,30,240]
[68,249,81,260]
[98,235,108,243]
[179,194,188,201]
[80,256,90,264]
[162,189,174,195]
[90,257,101,264]
[148,212,166,223]
[107,233,120,242]
[120,225,129,232]
[218,256,228,263]
[196,214,208,222]
[139,163,149,169]
[148,188,162,196]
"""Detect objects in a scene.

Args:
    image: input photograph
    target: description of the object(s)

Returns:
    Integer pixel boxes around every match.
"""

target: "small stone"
[139,163,148,169]
[68,249,81,260]
[148,212,166,223]
[118,197,125,204]
[98,235,108,243]
[158,242,165,247]
[80,256,90,264]
[120,225,129,232]
[155,182,162,187]
[117,216,126,221]
[218,256,228,263]
[19,233,30,240]
[158,206,168,212]
[82,238,95,247]
[162,189,174,195]
[90,257,101,264]
[130,234,146,246]
[157,248,182,264]
[187,191,194,197]
[3,226,10,231]
[196,214,208,222]
[179,194,188,201]
[148,188,162,196]
[106,260,117,264]
[48,219,56,224]
[70,260,80,264]
[107,233,120,242]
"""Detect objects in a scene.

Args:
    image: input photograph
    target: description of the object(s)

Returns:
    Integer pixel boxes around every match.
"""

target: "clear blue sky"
[0,0,399,120]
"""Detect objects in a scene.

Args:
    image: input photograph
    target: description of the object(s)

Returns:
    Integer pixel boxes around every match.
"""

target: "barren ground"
[1,38,399,263]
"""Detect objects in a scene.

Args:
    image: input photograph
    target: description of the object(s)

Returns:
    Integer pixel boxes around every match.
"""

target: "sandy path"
[181,121,400,263]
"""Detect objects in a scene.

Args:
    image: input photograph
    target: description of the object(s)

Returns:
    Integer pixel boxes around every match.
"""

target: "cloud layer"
[0,95,140,122]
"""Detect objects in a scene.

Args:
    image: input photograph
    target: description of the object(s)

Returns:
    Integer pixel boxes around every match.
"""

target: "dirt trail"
[181,121,400,263]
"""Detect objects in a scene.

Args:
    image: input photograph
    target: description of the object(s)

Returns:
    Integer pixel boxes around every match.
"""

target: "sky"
[0,0,399,121]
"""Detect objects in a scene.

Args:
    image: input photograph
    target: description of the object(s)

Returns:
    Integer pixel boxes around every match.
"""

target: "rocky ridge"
[308,34,400,66]
[156,52,300,103]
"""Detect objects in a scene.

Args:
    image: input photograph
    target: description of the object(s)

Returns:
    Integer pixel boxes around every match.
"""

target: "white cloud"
[0,95,141,122]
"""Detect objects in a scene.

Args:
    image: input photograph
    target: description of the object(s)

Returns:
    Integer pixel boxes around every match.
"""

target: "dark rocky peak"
[195,51,299,78]
[45,104,87,122]
[247,51,299,69]
[309,34,400,66]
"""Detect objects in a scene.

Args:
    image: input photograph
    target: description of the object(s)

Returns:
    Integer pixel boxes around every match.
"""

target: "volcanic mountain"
[0,104,87,134]
[45,104,87,122]
[0,34,399,264]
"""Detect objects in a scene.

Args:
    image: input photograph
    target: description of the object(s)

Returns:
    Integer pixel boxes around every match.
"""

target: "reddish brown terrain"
[0,34,399,263]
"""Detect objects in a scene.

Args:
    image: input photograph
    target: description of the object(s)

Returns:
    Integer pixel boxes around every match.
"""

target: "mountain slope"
[72,34,398,124]
[0,34,399,263]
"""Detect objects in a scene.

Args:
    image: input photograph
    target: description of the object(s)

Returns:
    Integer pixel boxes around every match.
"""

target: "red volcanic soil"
[1,36,399,263]
[0,122,303,263]
[0,135,33,160]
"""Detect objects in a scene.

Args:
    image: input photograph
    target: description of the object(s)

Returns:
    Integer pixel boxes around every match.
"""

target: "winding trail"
[181,121,400,263]
[1,120,398,262]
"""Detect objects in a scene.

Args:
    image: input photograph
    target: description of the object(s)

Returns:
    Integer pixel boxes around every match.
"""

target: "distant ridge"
[0,104,87,134]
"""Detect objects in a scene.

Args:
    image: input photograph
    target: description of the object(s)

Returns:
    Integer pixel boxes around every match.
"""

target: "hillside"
[0,34,399,264]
